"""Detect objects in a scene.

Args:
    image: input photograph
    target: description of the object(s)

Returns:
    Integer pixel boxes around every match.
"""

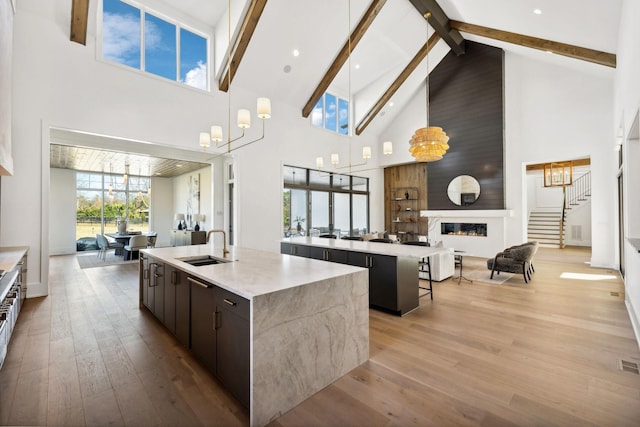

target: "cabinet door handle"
[187,277,212,288]
[223,298,237,306]
[214,311,221,330]
[171,270,177,285]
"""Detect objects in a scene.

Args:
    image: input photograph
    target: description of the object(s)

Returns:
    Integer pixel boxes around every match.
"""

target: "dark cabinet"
[187,276,250,408]
[189,276,217,373]
[157,265,190,348]
[282,243,418,315]
[216,287,250,408]
[175,270,191,347]
[141,256,165,321]
[347,252,396,309]
[281,242,310,257]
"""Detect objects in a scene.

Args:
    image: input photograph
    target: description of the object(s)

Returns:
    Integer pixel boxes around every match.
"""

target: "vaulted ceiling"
[65,0,621,171]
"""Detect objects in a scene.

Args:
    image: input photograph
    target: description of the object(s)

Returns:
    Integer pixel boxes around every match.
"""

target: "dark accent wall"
[427,41,504,210]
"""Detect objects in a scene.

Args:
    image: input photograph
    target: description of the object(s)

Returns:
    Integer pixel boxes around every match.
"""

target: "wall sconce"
[543,162,573,187]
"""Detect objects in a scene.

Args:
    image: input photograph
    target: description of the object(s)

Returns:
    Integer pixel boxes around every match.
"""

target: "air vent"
[610,292,620,297]
[618,359,639,375]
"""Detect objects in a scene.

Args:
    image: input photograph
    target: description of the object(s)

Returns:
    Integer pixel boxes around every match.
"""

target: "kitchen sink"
[178,256,230,266]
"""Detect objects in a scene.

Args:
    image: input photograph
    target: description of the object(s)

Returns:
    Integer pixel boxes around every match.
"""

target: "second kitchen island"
[139,244,369,427]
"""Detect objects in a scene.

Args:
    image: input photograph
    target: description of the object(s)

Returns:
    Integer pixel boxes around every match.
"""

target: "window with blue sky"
[311,92,349,135]
[102,0,208,90]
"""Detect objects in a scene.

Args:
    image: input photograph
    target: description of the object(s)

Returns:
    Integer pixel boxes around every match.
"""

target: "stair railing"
[559,171,590,248]
[565,171,591,208]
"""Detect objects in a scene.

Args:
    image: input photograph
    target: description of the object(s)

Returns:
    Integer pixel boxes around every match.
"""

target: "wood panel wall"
[426,41,505,209]
[384,163,428,237]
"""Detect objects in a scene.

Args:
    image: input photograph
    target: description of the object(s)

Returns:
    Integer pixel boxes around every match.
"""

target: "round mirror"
[447,175,480,206]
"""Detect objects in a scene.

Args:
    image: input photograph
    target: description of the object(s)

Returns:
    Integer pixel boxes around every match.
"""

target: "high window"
[102,0,209,90]
[310,92,349,135]
[76,172,150,250]
[283,166,369,238]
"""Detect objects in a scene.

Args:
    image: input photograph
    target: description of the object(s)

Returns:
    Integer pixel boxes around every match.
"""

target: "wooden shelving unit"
[390,187,419,242]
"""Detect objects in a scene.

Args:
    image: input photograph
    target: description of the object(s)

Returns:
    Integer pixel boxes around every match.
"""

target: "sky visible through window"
[103,0,208,90]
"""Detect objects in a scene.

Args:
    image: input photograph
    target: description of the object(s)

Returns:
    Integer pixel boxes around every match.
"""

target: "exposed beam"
[450,21,616,68]
[355,33,440,136]
[70,0,90,45]
[301,0,388,118]
[218,0,268,92]
[408,0,464,55]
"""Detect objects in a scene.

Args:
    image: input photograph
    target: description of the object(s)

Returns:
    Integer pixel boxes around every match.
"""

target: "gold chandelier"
[409,12,449,162]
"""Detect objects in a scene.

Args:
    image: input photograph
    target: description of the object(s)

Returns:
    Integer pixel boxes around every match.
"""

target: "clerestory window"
[102,0,209,90]
[311,92,349,135]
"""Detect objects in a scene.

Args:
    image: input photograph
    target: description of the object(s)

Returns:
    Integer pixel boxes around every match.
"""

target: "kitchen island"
[139,244,369,427]
[282,236,453,315]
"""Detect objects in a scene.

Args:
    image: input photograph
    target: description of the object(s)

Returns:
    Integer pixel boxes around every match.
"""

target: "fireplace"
[441,222,487,236]
[420,210,513,257]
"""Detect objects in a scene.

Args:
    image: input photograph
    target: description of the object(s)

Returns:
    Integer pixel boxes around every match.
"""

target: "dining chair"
[124,234,148,260]
[147,232,158,248]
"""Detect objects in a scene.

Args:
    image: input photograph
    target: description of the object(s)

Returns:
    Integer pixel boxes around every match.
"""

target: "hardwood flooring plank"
[82,388,124,426]
[2,247,639,426]
[47,359,85,425]
[7,366,49,426]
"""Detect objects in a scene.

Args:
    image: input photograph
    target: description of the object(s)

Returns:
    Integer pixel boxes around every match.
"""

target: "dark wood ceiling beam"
[355,32,440,136]
[301,0,388,118]
[450,20,616,68]
[408,0,464,55]
[70,0,90,45]
[219,0,268,92]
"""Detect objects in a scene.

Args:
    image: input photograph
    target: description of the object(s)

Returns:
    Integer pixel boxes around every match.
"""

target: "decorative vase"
[117,220,127,234]
[194,222,200,231]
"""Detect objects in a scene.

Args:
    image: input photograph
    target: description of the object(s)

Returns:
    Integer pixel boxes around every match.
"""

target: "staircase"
[528,171,591,248]
[528,207,565,248]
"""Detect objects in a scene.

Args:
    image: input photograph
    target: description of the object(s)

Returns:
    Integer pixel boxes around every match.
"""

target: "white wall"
[0,0,13,175]
[149,176,174,247]
[172,165,212,231]
[1,0,384,295]
[615,0,640,348]
[49,168,77,255]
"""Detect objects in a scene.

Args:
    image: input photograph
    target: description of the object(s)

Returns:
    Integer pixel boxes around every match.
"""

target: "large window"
[102,0,208,90]
[76,172,150,250]
[283,166,369,238]
[311,92,349,135]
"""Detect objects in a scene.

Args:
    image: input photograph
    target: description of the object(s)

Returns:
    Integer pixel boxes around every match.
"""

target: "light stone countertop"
[284,236,453,258]
[0,246,28,272]
[141,243,366,300]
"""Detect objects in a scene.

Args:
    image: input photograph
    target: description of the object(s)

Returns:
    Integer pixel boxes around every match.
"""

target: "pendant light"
[409,12,449,162]
[199,0,271,156]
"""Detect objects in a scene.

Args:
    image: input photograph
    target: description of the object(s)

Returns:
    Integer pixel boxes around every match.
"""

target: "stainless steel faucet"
[206,229,229,256]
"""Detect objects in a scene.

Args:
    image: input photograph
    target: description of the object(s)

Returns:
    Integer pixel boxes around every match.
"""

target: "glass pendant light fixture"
[409,12,450,162]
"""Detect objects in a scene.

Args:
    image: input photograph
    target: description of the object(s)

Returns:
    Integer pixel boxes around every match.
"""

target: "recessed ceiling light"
[355,64,360,69]
[292,49,300,57]
[176,164,182,167]
[389,102,394,107]
[283,65,292,73]
[533,8,542,15]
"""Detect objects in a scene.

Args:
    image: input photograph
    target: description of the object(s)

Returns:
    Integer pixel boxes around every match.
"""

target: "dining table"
[106,232,148,256]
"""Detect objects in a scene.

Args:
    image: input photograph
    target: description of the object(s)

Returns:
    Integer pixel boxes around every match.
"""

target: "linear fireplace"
[441,222,487,236]
[420,210,513,257]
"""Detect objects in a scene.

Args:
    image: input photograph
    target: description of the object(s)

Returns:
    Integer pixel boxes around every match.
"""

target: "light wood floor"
[1,247,639,426]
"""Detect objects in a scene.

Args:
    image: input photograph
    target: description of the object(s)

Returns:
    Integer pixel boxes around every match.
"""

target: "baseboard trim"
[626,297,640,352]
[26,281,48,298]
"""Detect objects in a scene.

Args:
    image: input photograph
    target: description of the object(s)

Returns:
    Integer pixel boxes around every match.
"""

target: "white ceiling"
[54,0,622,171]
